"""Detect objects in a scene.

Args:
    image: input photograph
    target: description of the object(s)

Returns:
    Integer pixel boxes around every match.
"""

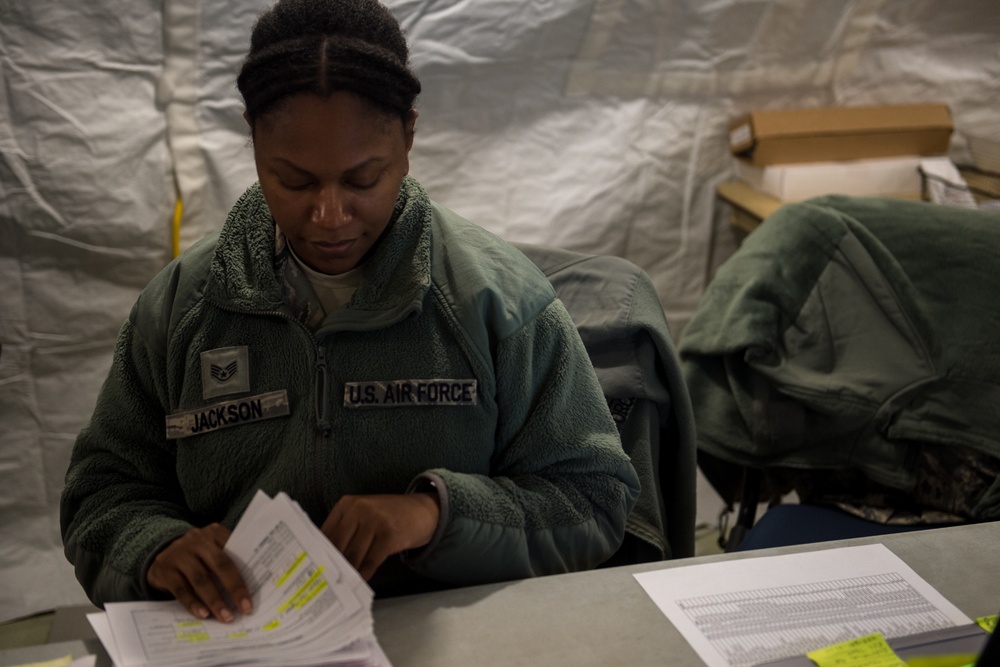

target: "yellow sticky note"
[906,656,977,667]
[11,655,73,667]
[976,614,998,633]
[807,632,906,667]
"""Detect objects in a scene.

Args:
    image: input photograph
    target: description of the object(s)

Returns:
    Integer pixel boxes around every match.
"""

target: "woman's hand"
[320,493,440,580]
[146,523,252,623]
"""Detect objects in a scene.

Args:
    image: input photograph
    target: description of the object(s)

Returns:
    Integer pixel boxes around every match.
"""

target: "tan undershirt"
[286,242,363,316]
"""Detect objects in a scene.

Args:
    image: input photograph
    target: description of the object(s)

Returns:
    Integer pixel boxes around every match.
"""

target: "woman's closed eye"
[343,165,384,190]
[346,175,380,190]
[280,179,315,191]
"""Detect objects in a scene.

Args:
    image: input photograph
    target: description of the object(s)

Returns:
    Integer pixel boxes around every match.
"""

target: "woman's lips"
[311,239,354,256]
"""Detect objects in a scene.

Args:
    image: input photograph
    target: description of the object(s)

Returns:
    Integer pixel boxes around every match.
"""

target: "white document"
[634,543,970,667]
[6,656,96,667]
[919,158,980,209]
[89,491,389,667]
[85,613,123,666]
[732,155,928,201]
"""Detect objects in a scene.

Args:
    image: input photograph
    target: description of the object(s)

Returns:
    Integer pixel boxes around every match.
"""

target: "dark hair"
[237,0,421,122]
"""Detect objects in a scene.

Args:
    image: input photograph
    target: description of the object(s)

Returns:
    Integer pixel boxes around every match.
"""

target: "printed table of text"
[678,572,955,667]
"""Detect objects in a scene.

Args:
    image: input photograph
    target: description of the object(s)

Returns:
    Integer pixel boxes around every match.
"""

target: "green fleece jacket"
[60,176,639,605]
[680,195,1000,519]
[514,243,697,561]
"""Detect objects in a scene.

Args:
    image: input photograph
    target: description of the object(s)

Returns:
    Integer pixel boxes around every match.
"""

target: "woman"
[60,0,639,623]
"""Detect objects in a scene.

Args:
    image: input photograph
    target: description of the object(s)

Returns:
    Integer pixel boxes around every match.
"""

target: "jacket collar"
[204,176,433,329]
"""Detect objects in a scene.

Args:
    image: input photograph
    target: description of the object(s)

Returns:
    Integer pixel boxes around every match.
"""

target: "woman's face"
[251,91,416,275]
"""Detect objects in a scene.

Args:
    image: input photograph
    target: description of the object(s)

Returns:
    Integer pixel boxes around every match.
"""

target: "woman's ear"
[404,109,418,153]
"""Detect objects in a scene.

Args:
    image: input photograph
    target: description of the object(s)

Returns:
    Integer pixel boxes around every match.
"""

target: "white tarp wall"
[2,0,998,622]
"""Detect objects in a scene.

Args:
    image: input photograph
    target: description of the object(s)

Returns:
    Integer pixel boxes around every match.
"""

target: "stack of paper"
[732,155,936,202]
[87,491,391,667]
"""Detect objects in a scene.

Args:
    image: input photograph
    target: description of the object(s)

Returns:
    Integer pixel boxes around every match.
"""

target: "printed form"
[634,544,970,667]
[88,491,390,667]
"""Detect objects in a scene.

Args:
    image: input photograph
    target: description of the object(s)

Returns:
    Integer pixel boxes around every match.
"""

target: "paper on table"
[88,613,385,667]
[85,613,122,667]
[634,544,970,667]
[7,655,96,667]
[8,656,74,667]
[89,490,389,667]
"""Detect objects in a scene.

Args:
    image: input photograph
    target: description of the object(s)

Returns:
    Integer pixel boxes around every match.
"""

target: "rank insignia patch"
[200,346,251,400]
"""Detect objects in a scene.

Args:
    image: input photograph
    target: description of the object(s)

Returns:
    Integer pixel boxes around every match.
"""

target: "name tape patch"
[344,379,477,408]
[166,390,290,439]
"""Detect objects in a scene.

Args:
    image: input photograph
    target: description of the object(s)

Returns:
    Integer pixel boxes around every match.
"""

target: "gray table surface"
[11,522,999,666]
[373,522,1000,666]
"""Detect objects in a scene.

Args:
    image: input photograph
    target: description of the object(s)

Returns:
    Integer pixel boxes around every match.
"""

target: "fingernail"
[220,608,233,623]
[195,606,209,619]
[240,599,253,614]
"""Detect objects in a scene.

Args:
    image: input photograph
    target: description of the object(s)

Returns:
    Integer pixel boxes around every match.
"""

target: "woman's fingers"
[320,493,440,580]
[322,504,380,576]
[146,523,251,622]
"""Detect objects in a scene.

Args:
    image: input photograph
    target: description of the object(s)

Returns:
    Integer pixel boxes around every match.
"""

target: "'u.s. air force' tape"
[344,379,477,408]
[165,390,290,439]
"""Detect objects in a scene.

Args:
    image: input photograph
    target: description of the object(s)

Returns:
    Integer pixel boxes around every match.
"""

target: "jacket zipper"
[211,302,333,507]
[314,346,331,437]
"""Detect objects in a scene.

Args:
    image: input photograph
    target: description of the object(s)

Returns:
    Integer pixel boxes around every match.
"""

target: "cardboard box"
[729,103,953,166]
[716,180,923,233]
[732,155,942,201]
[716,180,785,233]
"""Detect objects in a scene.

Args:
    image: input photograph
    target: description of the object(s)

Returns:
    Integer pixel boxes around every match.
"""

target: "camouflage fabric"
[274,229,326,331]
[770,444,1000,525]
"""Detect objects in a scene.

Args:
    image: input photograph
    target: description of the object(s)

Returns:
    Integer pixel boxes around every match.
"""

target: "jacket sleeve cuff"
[400,472,449,565]
[139,530,190,600]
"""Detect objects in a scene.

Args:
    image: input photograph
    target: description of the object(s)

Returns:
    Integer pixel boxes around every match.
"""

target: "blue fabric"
[736,504,954,551]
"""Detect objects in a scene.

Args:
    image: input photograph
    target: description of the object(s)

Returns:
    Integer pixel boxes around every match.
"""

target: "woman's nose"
[312,186,351,228]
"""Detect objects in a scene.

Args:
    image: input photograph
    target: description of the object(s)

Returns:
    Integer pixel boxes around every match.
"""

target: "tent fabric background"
[1,0,998,621]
